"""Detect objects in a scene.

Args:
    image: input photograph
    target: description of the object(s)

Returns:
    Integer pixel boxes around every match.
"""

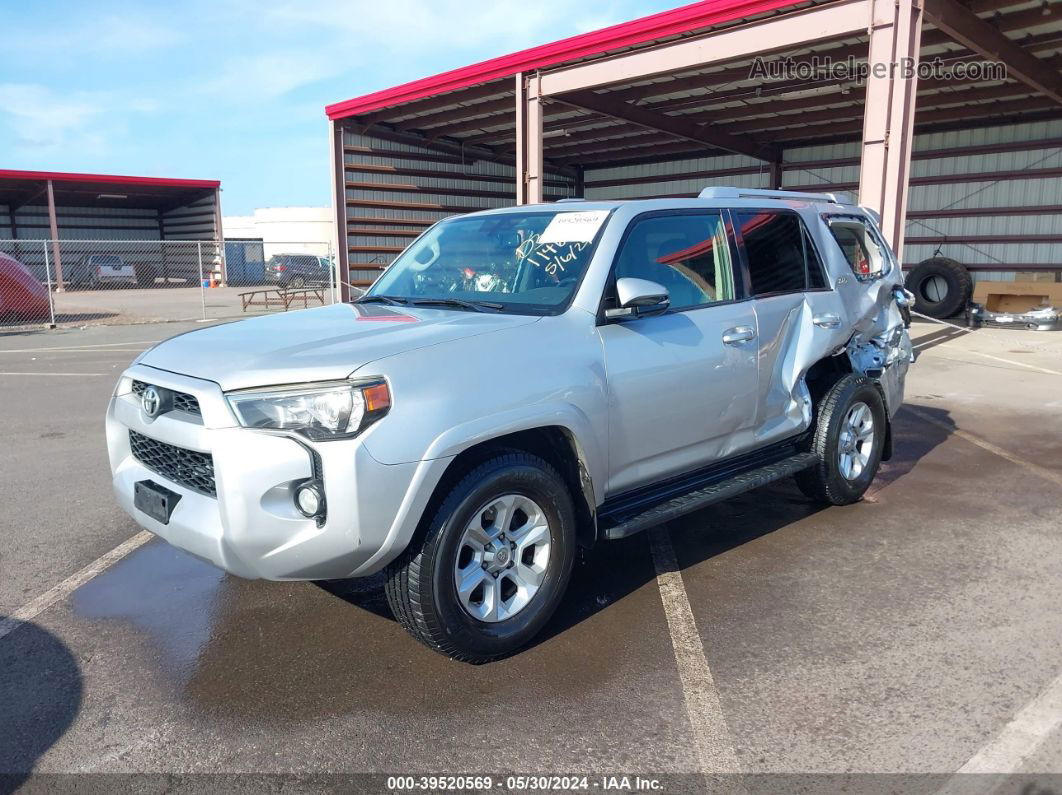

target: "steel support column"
[212,188,227,285]
[45,180,64,292]
[516,73,544,205]
[769,153,784,189]
[858,0,923,254]
[331,119,352,302]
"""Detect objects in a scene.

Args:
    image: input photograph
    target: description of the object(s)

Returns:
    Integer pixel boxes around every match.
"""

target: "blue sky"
[2,0,682,214]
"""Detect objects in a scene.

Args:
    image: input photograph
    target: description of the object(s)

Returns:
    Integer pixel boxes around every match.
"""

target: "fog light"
[295,481,325,518]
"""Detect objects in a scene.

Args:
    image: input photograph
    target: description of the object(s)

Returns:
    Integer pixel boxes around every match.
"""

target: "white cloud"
[203,52,343,103]
[0,83,156,155]
[7,14,185,61]
[0,84,104,150]
[248,0,610,56]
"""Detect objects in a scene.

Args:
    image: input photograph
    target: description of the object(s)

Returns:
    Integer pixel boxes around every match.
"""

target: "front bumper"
[967,304,1061,331]
[107,364,438,580]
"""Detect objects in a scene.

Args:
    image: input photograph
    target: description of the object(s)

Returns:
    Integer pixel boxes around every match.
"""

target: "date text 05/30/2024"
[386,775,664,791]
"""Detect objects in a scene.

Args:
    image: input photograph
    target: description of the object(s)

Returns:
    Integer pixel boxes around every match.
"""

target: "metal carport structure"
[325,0,1062,302]
[0,169,222,290]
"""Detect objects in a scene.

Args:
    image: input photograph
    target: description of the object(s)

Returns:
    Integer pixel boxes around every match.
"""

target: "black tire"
[905,256,973,319]
[796,374,887,505]
[384,451,576,663]
[289,275,306,289]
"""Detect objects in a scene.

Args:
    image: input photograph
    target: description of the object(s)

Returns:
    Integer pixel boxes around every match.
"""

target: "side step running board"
[600,452,819,540]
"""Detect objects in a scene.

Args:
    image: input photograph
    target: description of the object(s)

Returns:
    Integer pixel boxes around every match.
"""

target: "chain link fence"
[0,239,340,331]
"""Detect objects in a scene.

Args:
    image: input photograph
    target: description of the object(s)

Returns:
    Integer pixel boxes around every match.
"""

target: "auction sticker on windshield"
[538,210,610,244]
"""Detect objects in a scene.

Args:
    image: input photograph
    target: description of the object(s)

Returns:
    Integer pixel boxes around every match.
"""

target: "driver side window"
[613,212,736,311]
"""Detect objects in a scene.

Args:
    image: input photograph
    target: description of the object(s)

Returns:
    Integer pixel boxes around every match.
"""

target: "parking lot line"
[648,526,741,778]
[936,673,1062,793]
[0,371,109,377]
[905,406,1062,489]
[0,531,152,642]
[0,340,162,354]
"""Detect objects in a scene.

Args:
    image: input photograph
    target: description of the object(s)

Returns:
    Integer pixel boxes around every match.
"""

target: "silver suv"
[107,188,914,662]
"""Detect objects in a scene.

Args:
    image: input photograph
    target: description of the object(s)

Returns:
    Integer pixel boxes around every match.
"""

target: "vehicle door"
[596,210,760,496]
[731,209,847,444]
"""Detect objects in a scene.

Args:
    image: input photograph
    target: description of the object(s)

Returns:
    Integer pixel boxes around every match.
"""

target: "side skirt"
[598,440,817,541]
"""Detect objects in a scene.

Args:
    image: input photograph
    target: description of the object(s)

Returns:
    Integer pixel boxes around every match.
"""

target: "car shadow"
[0,619,83,789]
[320,403,956,660]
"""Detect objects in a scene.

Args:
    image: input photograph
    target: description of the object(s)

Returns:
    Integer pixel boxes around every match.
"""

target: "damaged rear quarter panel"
[756,210,915,441]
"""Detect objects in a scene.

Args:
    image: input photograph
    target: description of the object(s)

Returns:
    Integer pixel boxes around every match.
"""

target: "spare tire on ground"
[905,256,973,319]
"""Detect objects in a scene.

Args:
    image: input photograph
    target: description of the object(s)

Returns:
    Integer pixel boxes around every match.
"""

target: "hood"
[140,302,540,390]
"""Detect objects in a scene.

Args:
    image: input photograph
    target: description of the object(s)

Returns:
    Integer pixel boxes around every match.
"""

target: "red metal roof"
[325,0,806,120]
[0,169,219,190]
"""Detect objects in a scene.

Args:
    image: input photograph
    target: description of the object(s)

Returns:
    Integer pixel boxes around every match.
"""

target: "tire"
[384,451,576,663]
[905,256,973,319]
[796,374,887,505]
[289,275,306,289]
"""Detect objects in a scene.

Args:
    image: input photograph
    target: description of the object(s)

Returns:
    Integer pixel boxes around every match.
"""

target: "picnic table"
[239,286,329,312]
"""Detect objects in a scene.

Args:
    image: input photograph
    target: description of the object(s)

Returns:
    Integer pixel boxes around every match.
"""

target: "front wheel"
[385,452,576,663]
[796,374,887,505]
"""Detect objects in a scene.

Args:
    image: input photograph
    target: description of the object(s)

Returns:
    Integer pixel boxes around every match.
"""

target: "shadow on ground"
[68,404,955,725]
[0,619,83,787]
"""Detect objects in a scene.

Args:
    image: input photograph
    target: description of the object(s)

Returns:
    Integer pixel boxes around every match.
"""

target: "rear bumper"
[107,365,446,580]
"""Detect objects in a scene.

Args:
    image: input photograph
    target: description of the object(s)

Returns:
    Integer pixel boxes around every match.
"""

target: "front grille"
[131,380,202,417]
[129,430,216,497]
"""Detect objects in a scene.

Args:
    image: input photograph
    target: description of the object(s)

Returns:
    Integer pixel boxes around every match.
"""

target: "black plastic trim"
[599,434,809,531]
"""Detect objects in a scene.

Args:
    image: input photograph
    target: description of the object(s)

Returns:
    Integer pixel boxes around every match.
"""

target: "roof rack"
[698,187,842,204]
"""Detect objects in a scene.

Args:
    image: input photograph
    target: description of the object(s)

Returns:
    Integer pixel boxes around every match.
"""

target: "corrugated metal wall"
[0,204,162,240]
[160,193,219,241]
[343,129,578,284]
[0,192,219,242]
[584,120,1062,282]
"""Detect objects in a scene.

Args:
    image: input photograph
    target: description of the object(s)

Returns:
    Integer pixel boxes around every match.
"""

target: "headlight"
[226,379,391,440]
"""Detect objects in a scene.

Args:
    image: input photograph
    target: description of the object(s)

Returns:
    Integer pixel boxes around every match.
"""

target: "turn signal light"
[363,383,391,413]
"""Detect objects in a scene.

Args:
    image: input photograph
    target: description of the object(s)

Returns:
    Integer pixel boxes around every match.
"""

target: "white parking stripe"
[648,526,742,779]
[910,313,1062,376]
[0,340,161,353]
[0,372,108,376]
[0,531,152,642]
[906,406,1062,489]
[935,674,1062,794]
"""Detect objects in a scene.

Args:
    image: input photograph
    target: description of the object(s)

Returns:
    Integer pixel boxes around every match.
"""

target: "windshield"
[365,209,612,314]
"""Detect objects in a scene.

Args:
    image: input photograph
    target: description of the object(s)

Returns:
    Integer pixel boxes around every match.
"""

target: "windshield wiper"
[354,294,409,306]
[408,297,505,313]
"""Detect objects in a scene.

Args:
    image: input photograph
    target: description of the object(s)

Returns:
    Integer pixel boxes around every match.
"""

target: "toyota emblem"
[142,385,162,418]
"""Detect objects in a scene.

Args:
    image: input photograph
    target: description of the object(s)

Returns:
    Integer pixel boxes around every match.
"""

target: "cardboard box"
[973,280,1062,313]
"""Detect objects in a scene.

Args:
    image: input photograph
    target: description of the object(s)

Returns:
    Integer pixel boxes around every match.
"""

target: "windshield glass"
[365,209,612,314]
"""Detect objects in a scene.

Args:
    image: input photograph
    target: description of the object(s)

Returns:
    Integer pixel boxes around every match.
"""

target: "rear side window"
[827,216,891,280]
[734,211,824,296]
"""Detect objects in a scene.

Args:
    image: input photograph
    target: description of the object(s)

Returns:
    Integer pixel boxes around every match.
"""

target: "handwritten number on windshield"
[516,235,590,276]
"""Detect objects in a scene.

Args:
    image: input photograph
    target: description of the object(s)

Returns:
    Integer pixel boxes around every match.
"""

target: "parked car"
[107,188,914,662]
[264,253,329,288]
[0,252,50,322]
[68,253,137,289]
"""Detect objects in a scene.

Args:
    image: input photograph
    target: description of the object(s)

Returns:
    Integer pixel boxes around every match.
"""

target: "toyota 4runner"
[107,188,915,662]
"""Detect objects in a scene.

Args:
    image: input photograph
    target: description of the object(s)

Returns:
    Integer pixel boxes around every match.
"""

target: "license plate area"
[134,480,182,525]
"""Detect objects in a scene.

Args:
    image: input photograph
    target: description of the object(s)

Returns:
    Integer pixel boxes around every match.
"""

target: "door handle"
[722,326,756,344]
[812,313,841,329]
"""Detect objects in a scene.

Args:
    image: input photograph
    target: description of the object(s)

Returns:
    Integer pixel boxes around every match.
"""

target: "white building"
[223,207,334,260]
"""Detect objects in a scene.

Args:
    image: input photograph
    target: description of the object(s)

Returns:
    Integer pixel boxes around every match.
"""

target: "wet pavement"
[1,320,1061,790]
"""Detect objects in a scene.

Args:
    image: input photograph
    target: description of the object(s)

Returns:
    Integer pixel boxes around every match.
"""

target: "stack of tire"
[904,256,974,319]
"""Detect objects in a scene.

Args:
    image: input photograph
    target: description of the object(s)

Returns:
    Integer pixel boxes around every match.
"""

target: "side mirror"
[606,277,670,320]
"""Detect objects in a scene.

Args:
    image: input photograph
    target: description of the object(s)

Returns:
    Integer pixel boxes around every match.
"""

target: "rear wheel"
[385,451,576,662]
[289,275,306,288]
[796,374,887,505]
